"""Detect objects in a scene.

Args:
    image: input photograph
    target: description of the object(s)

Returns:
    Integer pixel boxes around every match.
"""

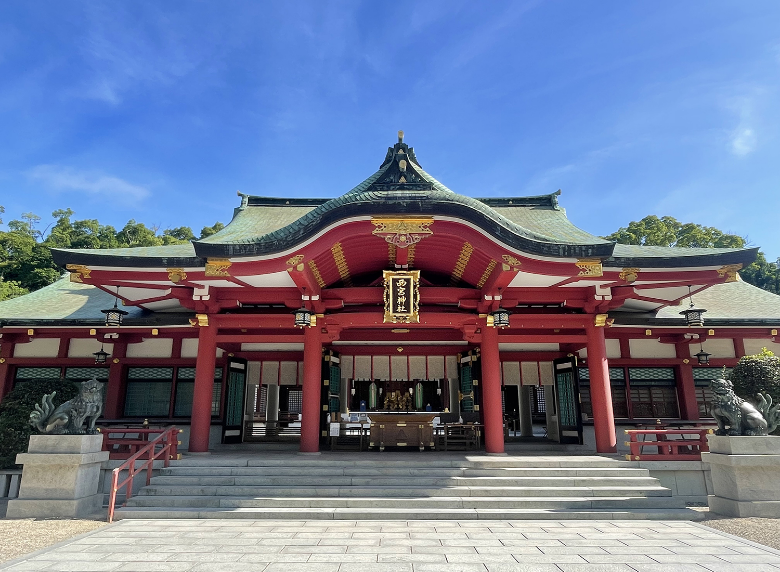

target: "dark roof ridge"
[478,191,561,209]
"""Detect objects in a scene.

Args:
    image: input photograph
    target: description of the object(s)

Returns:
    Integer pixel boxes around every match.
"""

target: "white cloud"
[731,127,757,156]
[27,165,150,204]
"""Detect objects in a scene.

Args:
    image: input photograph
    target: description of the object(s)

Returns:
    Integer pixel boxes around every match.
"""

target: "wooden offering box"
[367,413,437,451]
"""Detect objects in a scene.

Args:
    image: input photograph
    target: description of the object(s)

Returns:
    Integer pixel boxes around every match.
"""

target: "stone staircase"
[114,453,703,520]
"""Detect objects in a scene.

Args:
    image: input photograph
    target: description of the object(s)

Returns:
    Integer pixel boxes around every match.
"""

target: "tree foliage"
[0,207,224,300]
[0,379,80,469]
[605,215,779,294]
[730,348,780,434]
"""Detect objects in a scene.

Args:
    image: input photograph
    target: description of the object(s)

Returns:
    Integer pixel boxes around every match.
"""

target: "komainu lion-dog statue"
[710,377,780,436]
[29,377,104,435]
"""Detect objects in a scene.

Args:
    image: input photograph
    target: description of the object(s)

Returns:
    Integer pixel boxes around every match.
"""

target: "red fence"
[105,426,181,523]
[624,428,713,461]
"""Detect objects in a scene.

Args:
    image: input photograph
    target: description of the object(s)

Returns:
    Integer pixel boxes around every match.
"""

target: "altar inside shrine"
[367,413,437,451]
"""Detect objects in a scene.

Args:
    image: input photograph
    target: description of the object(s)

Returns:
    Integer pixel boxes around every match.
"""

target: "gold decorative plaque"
[383,270,420,323]
[619,267,640,283]
[576,259,603,277]
[167,268,187,283]
[716,264,742,283]
[66,264,91,282]
[205,258,232,277]
[372,217,433,248]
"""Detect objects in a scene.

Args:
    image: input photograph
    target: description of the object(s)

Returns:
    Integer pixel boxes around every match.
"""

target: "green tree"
[162,226,196,244]
[730,348,780,434]
[0,379,80,468]
[605,215,778,294]
[0,280,27,301]
[199,222,225,239]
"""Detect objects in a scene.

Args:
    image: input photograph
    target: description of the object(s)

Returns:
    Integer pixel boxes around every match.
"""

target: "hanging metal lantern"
[490,308,511,328]
[93,344,109,364]
[101,298,129,327]
[679,286,706,327]
[293,306,313,328]
[695,344,711,365]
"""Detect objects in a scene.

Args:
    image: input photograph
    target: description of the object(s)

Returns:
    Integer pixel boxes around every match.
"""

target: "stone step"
[137,485,672,498]
[113,506,705,521]
[126,495,685,510]
[159,466,651,478]
[147,475,660,487]
[172,457,629,469]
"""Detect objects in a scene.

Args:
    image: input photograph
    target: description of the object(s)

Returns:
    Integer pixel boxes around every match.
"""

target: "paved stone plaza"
[2,519,780,571]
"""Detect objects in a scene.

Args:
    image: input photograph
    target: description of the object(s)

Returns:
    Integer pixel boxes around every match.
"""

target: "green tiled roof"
[0,276,147,322]
[49,138,756,270]
[655,280,780,320]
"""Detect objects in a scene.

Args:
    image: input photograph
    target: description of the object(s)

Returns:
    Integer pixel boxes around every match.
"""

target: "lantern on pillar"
[490,308,510,328]
[695,343,711,366]
[293,306,313,328]
[679,286,706,327]
[93,343,109,364]
[102,288,128,327]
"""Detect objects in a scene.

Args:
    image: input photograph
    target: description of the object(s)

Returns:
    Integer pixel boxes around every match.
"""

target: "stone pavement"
[2,519,780,572]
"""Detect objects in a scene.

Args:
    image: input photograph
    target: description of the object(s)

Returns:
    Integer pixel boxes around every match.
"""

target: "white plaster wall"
[690,339,735,359]
[390,355,407,380]
[68,338,114,358]
[539,361,554,386]
[744,338,780,356]
[445,355,458,381]
[126,338,173,358]
[427,356,445,379]
[261,361,279,386]
[340,356,354,381]
[279,361,298,385]
[373,356,390,379]
[606,339,621,358]
[14,338,59,358]
[354,356,371,379]
[629,338,677,359]
[521,362,540,386]
[409,356,426,380]
[502,362,521,386]
[181,338,199,358]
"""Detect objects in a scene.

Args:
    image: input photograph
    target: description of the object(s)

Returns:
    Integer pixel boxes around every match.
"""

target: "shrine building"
[1,133,780,455]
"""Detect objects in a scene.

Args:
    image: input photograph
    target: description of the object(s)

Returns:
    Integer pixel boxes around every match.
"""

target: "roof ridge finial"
[398,130,404,143]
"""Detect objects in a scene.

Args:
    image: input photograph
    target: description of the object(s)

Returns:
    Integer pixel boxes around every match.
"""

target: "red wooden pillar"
[480,324,505,454]
[586,321,617,453]
[104,340,127,419]
[676,343,699,420]
[300,325,322,453]
[0,338,15,402]
[190,321,217,453]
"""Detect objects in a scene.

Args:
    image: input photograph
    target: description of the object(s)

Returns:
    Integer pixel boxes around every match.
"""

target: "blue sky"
[1,1,778,260]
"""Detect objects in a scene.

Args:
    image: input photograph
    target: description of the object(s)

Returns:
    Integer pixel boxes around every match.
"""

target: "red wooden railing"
[106,426,181,523]
[624,428,714,461]
[101,427,181,460]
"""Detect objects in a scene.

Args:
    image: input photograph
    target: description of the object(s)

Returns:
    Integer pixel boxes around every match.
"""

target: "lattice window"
[14,367,62,383]
[693,367,732,382]
[127,367,174,380]
[532,386,546,415]
[65,368,109,380]
[125,381,172,417]
[628,367,678,418]
[173,367,223,417]
[258,384,268,417]
[287,389,302,414]
[629,367,676,381]
[696,387,715,418]
[578,368,628,418]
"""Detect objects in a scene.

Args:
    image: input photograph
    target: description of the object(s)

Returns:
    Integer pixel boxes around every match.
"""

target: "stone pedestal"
[6,434,109,518]
[702,435,780,517]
